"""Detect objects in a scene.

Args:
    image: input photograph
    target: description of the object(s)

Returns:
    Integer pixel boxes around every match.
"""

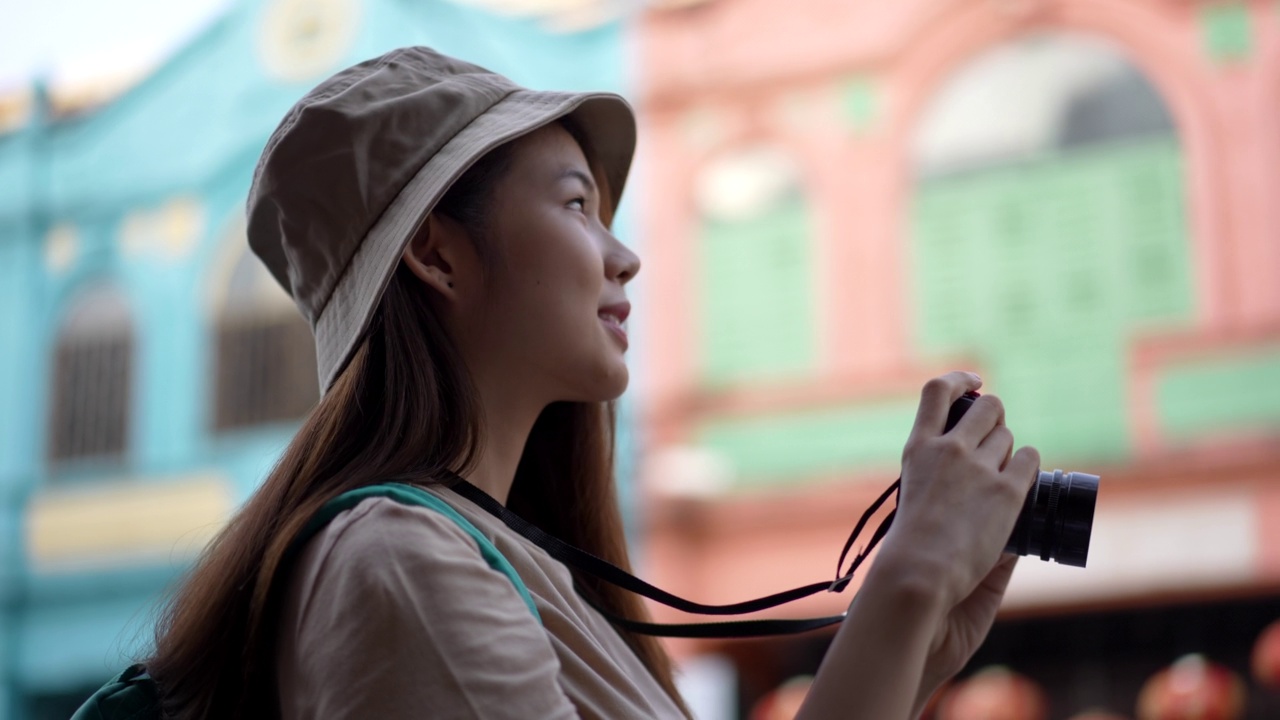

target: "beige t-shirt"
[275,485,687,719]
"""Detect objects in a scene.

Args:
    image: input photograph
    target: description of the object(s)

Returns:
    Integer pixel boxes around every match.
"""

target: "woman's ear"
[402,213,463,296]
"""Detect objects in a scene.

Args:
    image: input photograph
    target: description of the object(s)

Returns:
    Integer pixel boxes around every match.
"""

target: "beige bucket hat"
[246,46,637,394]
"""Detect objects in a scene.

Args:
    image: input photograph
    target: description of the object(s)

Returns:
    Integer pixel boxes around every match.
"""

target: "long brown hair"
[146,122,690,718]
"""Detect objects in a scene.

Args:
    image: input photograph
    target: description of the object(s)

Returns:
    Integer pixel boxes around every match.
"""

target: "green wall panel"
[696,137,1210,489]
[841,76,878,135]
[912,137,1191,464]
[1200,2,1253,62]
[695,397,919,487]
[1157,348,1280,438]
[700,196,817,386]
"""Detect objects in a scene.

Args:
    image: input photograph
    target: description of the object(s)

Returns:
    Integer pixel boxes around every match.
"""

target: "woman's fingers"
[975,424,1014,470]
[909,371,983,445]
[949,393,1006,446]
[1003,446,1042,492]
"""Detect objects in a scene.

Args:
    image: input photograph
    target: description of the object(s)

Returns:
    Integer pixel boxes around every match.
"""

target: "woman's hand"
[881,371,1040,716]
[910,555,1019,717]
[796,371,1039,720]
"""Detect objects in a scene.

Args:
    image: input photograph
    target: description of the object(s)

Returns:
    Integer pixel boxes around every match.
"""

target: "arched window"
[695,146,817,386]
[211,217,317,431]
[909,33,1187,461]
[48,283,134,466]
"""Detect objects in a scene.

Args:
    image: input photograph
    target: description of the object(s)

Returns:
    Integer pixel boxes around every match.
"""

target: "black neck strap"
[440,470,901,639]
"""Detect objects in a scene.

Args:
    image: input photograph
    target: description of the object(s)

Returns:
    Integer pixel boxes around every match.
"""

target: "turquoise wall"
[0,0,631,715]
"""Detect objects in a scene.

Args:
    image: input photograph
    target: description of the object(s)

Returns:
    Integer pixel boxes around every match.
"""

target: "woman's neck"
[463,373,545,506]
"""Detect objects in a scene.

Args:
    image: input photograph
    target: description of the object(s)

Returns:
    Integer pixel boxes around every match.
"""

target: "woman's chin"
[595,365,630,401]
[563,360,629,403]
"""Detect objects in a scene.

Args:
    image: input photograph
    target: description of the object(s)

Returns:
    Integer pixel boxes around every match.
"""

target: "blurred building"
[0,1,631,717]
[633,0,1280,717]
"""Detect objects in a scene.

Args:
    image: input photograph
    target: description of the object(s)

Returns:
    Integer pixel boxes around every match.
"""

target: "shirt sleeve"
[276,497,580,720]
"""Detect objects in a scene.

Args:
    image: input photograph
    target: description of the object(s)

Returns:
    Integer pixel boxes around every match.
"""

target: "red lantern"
[1136,654,1245,720]
[1067,711,1130,720]
[1251,618,1280,688]
[749,675,812,720]
[938,666,1048,720]
[919,681,953,720]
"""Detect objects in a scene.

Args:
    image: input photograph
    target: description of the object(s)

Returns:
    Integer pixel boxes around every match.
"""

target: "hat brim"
[314,89,637,394]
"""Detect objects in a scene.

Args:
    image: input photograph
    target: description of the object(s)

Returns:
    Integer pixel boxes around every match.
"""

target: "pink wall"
[636,0,1280,439]
[637,0,1280,415]
[633,0,1280,639]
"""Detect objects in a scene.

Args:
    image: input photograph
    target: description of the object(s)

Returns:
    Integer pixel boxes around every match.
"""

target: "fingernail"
[967,372,982,383]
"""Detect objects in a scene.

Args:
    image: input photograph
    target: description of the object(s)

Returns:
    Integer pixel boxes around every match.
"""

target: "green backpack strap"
[71,481,538,720]
[69,663,156,720]
[291,481,541,621]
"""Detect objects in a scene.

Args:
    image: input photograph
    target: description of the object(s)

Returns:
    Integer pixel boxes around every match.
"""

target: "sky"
[0,0,231,91]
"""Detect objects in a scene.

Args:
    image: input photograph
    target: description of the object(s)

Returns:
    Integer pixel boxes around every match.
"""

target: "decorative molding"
[118,196,206,261]
[0,86,34,133]
[451,0,711,32]
[257,0,361,83]
[25,473,234,573]
[44,223,79,274]
[693,145,801,222]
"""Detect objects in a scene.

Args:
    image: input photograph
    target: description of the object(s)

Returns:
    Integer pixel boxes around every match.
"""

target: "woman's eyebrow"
[558,167,598,195]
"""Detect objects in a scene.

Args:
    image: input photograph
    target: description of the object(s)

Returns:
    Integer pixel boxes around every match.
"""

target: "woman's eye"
[568,197,586,212]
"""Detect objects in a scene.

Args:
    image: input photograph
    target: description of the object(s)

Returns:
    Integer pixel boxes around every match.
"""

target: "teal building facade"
[0,1,633,715]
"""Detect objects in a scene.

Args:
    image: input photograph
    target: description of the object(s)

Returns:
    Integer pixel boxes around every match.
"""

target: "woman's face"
[446,123,640,405]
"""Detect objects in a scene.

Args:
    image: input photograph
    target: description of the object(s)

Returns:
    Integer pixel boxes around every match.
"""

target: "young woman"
[143,47,1039,719]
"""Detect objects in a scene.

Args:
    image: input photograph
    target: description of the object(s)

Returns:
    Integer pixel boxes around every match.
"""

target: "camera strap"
[443,469,901,639]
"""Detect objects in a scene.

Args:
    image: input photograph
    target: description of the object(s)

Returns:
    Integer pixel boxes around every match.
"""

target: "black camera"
[945,392,1099,567]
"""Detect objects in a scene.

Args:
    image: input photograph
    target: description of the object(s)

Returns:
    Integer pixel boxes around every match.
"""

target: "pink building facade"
[632,0,1280,714]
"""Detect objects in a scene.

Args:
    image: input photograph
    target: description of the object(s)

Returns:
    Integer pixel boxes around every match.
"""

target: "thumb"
[955,555,1018,630]
[957,555,1018,618]
[1005,446,1040,490]
[978,554,1018,596]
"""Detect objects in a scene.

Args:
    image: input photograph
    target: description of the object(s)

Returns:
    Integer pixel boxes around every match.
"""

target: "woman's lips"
[598,313,628,350]
[598,301,630,351]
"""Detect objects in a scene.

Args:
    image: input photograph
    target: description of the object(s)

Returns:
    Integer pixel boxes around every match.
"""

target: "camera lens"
[1004,469,1099,567]
[943,391,1100,567]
